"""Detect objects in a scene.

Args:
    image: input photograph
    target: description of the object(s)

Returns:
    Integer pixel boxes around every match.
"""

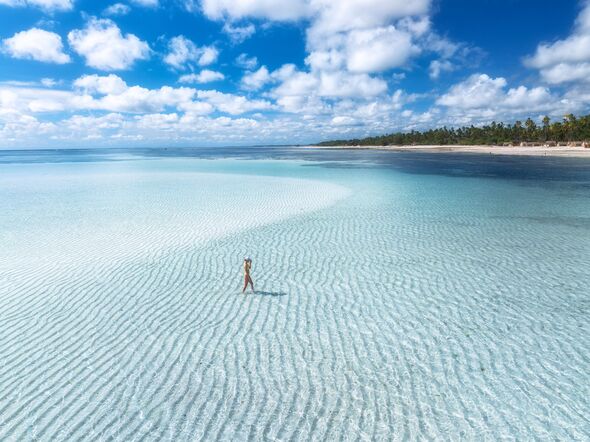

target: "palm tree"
[514,120,523,143]
[525,118,536,141]
[564,114,576,141]
[542,116,550,141]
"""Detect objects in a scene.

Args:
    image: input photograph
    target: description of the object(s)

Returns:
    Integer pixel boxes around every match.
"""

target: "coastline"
[304,144,590,158]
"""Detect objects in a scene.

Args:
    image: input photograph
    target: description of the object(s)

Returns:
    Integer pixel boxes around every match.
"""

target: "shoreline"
[304,144,590,158]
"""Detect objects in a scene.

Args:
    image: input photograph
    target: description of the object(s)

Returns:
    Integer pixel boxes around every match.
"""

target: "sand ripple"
[0,162,588,440]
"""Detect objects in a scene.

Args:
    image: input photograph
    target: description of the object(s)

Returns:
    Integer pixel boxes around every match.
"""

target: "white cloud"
[201,0,438,111]
[103,3,131,16]
[537,62,590,84]
[346,26,418,73]
[97,85,196,113]
[273,70,317,97]
[436,74,557,120]
[179,70,225,83]
[178,101,214,115]
[130,0,158,7]
[309,0,431,37]
[0,86,77,113]
[437,74,507,109]
[272,67,386,99]
[196,90,273,114]
[41,78,58,87]
[236,53,258,69]
[0,0,73,11]
[64,113,125,131]
[74,74,128,95]
[429,59,453,79]
[527,34,590,72]
[317,71,387,97]
[331,115,357,126]
[305,50,345,71]
[201,0,310,21]
[241,66,271,90]
[134,113,178,129]
[503,85,553,109]
[164,36,199,69]
[0,75,276,121]
[525,1,590,84]
[2,28,70,64]
[222,22,256,43]
[164,36,218,69]
[202,0,430,31]
[68,19,150,70]
[198,46,219,66]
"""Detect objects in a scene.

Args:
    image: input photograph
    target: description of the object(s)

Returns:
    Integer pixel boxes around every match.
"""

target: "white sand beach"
[306,144,590,157]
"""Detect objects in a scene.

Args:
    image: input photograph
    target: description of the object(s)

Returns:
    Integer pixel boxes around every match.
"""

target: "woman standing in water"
[243,257,254,293]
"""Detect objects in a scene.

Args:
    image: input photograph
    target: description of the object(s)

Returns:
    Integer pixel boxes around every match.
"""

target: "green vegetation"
[318,113,590,146]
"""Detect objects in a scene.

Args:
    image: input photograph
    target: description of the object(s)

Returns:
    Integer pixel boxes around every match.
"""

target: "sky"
[0,0,589,148]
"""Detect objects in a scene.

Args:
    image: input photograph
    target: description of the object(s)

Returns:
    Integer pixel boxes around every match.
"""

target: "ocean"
[1,147,589,440]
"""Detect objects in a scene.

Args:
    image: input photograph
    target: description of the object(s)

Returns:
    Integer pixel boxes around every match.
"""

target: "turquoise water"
[0,148,589,440]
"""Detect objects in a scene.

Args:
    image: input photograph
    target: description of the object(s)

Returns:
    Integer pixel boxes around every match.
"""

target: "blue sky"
[0,0,588,147]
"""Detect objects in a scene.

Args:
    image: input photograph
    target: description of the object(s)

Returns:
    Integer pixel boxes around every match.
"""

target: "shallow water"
[0,148,589,440]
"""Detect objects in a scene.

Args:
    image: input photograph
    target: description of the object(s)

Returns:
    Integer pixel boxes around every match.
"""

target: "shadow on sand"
[254,291,287,297]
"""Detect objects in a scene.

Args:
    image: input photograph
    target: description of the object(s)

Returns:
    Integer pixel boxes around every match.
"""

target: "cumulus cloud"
[68,18,150,70]
[10,0,576,147]
[196,90,273,114]
[201,0,310,21]
[345,26,418,73]
[222,22,256,43]
[241,66,271,90]
[235,53,258,69]
[0,74,274,120]
[103,3,131,16]
[429,59,454,79]
[2,28,70,64]
[130,0,158,7]
[0,0,73,11]
[329,92,415,125]
[96,85,197,113]
[317,71,387,97]
[272,65,387,99]
[0,85,79,113]
[525,1,590,84]
[309,0,431,38]
[178,70,225,83]
[41,78,59,87]
[436,74,557,120]
[164,36,218,69]
[202,0,430,30]
[74,74,128,95]
[200,0,441,118]
[537,62,590,84]
[198,46,219,65]
[164,36,199,69]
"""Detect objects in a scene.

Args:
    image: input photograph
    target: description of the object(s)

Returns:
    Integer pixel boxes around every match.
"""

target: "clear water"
[0,148,589,440]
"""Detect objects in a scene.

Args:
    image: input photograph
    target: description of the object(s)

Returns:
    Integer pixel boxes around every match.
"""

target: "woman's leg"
[243,275,249,292]
[248,276,254,291]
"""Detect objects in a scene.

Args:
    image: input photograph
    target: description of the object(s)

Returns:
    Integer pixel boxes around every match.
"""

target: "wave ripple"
[0,160,589,440]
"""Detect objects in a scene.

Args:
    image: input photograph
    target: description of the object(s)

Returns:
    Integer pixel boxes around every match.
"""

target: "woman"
[242,257,254,293]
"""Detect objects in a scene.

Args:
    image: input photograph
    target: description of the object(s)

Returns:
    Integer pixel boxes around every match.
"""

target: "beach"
[306,144,590,157]
[0,148,589,440]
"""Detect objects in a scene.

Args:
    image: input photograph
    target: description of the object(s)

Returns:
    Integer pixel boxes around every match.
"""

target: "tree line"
[318,113,590,146]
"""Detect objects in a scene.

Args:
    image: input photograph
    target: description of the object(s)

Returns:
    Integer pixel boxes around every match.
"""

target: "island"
[312,114,590,157]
